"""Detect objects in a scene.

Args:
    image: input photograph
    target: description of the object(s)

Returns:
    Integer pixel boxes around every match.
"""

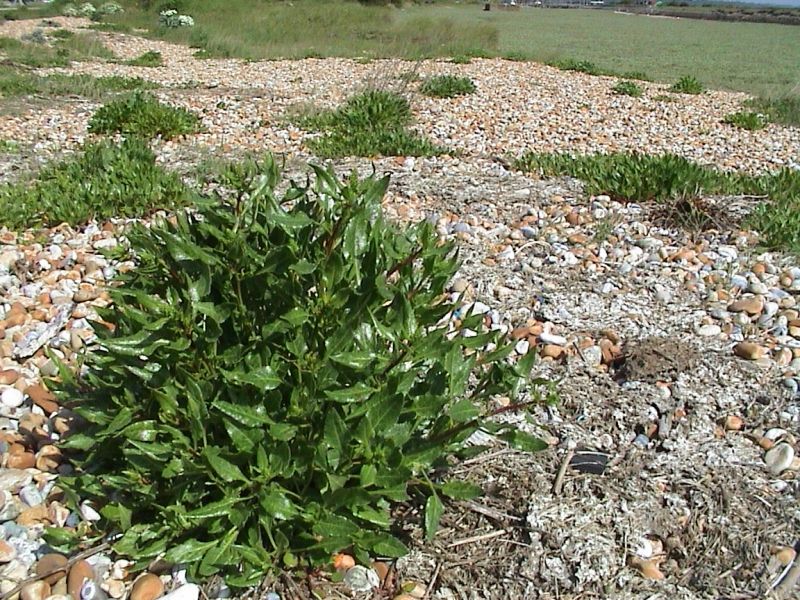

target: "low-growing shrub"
[51,155,543,585]
[0,137,189,229]
[669,75,704,94]
[420,75,476,98]
[125,50,164,67]
[89,91,201,139]
[612,80,644,98]
[723,110,769,130]
[297,89,445,158]
[159,9,195,27]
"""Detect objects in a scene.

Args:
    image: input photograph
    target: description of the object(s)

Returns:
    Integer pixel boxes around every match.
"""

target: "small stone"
[18,484,44,507]
[72,290,97,303]
[26,385,58,415]
[159,584,199,600]
[514,339,529,355]
[6,452,35,470]
[68,560,95,599]
[79,502,101,522]
[451,279,468,294]
[1,388,24,409]
[0,370,19,385]
[0,469,32,493]
[765,442,795,476]
[103,579,125,599]
[728,296,763,315]
[580,345,602,367]
[734,342,766,360]
[343,566,380,593]
[540,331,567,346]
[723,415,744,431]
[697,324,721,337]
[35,553,68,585]
[0,540,17,563]
[540,344,565,359]
[130,574,164,600]
[20,581,50,600]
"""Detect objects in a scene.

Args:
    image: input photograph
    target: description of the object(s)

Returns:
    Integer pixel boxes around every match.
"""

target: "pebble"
[67,560,95,599]
[1,388,24,409]
[159,584,199,600]
[697,324,721,336]
[130,573,164,600]
[734,342,766,361]
[35,554,68,585]
[343,566,380,593]
[540,332,567,346]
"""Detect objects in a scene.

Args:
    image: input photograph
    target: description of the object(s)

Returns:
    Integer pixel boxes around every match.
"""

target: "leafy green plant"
[621,71,651,81]
[502,51,528,62]
[89,91,201,139]
[0,137,189,229]
[125,50,164,67]
[612,80,644,98]
[0,66,157,99]
[297,90,444,158]
[669,75,704,94]
[0,139,20,153]
[52,156,543,585]
[723,110,769,130]
[420,75,476,98]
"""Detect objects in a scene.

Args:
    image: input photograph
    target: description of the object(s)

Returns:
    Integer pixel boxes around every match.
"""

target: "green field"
[67,0,800,97]
[434,5,800,97]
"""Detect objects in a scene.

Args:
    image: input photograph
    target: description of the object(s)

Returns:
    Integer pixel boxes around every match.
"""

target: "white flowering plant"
[159,9,195,27]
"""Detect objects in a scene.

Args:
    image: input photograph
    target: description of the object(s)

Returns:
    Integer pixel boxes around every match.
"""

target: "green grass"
[89,91,202,139]
[744,96,800,127]
[296,89,444,158]
[411,5,800,97]
[612,80,644,98]
[100,0,498,60]
[0,32,115,68]
[514,152,800,252]
[723,110,769,131]
[0,139,20,153]
[0,65,157,99]
[419,75,476,98]
[124,50,164,67]
[0,137,189,229]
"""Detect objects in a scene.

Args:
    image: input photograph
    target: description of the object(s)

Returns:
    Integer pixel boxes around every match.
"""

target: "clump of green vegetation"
[547,58,614,77]
[502,51,528,62]
[0,139,20,153]
[0,32,114,68]
[88,22,134,33]
[723,110,769,130]
[0,137,189,229]
[89,91,201,139]
[50,154,543,586]
[0,65,157,99]
[612,80,644,98]
[420,75,476,98]
[669,75,704,94]
[449,55,472,65]
[621,71,651,82]
[744,96,800,127]
[297,90,445,158]
[51,29,76,40]
[125,50,164,67]
[514,151,800,251]
[653,93,677,102]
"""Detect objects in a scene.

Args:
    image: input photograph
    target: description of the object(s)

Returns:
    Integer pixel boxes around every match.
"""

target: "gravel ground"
[1,16,800,600]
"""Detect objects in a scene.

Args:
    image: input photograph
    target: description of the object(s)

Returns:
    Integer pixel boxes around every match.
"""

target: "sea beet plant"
[51,156,543,585]
[88,91,201,139]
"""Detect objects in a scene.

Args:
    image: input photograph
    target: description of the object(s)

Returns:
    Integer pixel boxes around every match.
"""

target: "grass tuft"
[296,89,444,158]
[124,50,164,67]
[669,75,704,94]
[419,75,476,98]
[89,91,202,139]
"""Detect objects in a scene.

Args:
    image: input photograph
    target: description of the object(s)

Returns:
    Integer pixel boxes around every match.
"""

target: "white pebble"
[1,388,24,409]
[540,332,567,346]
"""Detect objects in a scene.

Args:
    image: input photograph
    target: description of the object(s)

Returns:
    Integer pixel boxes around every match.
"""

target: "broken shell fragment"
[772,546,797,566]
[765,442,795,476]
